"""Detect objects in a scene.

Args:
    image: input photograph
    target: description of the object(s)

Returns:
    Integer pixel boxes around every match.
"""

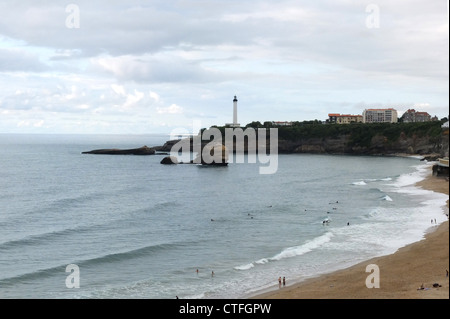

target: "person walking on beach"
[283,277,286,287]
[278,277,282,288]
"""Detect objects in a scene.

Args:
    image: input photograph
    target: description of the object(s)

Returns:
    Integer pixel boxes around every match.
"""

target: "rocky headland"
[156,121,449,158]
[81,121,449,171]
[82,145,156,155]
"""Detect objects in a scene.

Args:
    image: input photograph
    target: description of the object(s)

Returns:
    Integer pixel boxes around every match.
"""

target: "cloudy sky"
[0,1,448,134]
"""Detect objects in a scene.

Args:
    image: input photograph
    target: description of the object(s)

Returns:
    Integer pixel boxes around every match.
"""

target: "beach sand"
[252,174,449,299]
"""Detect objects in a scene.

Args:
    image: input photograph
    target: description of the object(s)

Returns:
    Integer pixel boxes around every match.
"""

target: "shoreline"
[250,172,449,299]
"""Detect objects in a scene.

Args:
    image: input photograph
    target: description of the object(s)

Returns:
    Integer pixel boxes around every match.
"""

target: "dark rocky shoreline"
[81,125,449,171]
[82,145,156,155]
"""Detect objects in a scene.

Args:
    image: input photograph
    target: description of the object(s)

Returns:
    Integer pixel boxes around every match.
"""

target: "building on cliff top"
[401,109,432,123]
[328,113,363,124]
[362,108,398,123]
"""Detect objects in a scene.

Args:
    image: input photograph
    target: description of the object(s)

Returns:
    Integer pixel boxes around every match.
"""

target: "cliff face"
[278,130,449,156]
[156,125,449,157]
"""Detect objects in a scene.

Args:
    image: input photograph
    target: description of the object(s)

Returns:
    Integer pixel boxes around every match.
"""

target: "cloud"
[157,104,183,114]
[0,48,48,72]
[413,103,431,109]
[111,84,126,96]
[123,89,144,109]
[221,4,312,23]
[17,119,45,128]
[149,91,160,102]
[91,54,226,83]
[0,0,448,134]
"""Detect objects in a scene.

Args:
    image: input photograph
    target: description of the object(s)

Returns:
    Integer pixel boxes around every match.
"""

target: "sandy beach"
[252,173,449,299]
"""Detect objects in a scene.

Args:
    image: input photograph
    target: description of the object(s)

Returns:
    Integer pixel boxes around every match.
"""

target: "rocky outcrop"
[153,140,181,152]
[192,143,228,165]
[159,141,229,166]
[155,124,449,158]
[82,145,156,155]
[160,156,179,164]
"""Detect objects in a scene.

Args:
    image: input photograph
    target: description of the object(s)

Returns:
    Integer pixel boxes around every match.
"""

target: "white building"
[362,108,398,123]
[226,95,241,128]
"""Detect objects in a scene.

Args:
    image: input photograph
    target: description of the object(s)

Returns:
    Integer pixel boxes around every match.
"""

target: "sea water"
[0,134,447,299]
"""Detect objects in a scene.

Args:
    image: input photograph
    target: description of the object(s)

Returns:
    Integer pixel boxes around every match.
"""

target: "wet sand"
[252,174,449,299]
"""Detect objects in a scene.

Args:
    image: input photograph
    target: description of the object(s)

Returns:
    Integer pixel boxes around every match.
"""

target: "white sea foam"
[234,232,334,272]
[186,292,206,299]
[234,263,255,271]
[234,258,268,271]
[389,163,430,188]
[270,232,333,261]
[322,161,448,269]
[352,181,366,186]
[358,162,448,255]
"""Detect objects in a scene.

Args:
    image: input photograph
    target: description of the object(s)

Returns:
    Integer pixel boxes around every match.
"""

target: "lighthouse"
[225,95,241,128]
[233,95,238,127]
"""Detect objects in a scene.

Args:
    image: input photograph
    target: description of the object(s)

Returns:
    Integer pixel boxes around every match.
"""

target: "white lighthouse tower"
[233,95,239,127]
[225,95,240,128]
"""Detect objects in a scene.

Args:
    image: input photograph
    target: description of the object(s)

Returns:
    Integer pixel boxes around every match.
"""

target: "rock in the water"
[158,143,228,166]
[82,145,155,155]
[160,156,179,164]
[193,143,229,166]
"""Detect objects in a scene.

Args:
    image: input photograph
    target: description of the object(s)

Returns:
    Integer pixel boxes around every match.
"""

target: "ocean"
[0,133,447,299]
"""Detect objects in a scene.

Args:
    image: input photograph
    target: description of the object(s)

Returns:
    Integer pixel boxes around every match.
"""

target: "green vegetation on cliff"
[247,120,445,148]
[201,120,448,155]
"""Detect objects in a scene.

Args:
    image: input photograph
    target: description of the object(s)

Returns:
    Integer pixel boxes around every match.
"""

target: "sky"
[0,0,448,135]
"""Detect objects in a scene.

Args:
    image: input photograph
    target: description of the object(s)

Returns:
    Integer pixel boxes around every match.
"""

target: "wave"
[234,232,333,271]
[35,191,110,213]
[78,242,188,268]
[0,198,185,249]
[0,263,67,287]
[352,177,394,187]
[353,176,394,186]
[382,195,393,201]
[0,241,191,284]
[271,232,333,260]
[255,258,269,264]
[0,225,102,250]
[389,163,430,188]
[234,263,255,271]
[369,177,393,182]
